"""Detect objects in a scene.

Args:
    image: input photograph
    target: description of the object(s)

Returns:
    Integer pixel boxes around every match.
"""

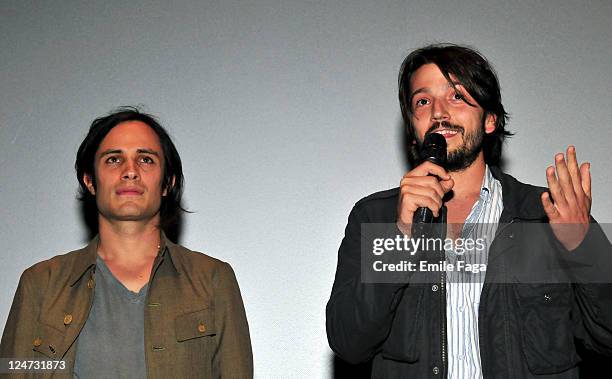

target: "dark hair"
[75,106,186,231]
[398,43,512,166]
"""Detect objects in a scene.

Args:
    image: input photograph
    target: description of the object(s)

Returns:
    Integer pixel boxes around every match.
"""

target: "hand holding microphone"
[397,133,454,236]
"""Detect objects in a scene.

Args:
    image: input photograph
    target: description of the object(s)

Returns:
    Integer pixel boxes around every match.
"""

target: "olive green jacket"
[0,234,253,378]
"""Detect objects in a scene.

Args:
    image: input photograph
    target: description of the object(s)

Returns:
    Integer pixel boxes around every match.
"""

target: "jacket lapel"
[487,166,548,264]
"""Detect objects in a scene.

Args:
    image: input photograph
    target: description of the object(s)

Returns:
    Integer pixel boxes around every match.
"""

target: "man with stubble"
[1,108,253,378]
[327,44,612,378]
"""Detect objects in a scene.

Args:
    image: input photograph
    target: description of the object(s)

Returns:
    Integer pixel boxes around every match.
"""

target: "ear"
[83,174,96,195]
[484,113,496,134]
[162,175,176,197]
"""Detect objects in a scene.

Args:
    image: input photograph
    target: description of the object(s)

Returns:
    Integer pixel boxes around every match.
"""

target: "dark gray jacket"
[326,167,612,378]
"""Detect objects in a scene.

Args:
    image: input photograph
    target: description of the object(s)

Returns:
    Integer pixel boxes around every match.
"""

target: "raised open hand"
[541,146,591,251]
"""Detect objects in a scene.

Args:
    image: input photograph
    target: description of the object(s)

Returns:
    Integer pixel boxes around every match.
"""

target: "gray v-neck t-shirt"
[73,257,148,379]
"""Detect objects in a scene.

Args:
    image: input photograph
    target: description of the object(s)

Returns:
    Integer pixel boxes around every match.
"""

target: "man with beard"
[326,44,612,378]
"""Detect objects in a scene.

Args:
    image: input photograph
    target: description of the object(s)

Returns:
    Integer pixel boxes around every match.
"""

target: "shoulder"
[494,169,545,193]
[166,243,238,285]
[491,167,548,219]
[169,243,225,267]
[349,187,400,223]
[355,187,400,207]
[19,247,89,285]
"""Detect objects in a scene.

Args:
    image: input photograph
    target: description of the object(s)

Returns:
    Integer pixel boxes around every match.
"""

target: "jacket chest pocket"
[514,284,580,374]
[33,308,76,361]
[381,286,425,362]
[175,308,216,342]
[32,323,67,360]
[168,308,217,377]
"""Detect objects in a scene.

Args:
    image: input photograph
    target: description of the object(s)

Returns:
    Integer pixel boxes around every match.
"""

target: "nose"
[431,100,449,123]
[121,160,139,181]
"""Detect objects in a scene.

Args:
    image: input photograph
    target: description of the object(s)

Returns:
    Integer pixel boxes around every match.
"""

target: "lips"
[116,187,144,196]
[432,128,461,138]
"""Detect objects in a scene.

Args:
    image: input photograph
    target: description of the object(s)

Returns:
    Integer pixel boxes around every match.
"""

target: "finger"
[400,182,442,200]
[580,162,592,201]
[401,173,449,197]
[439,178,455,193]
[554,153,577,204]
[411,161,451,180]
[400,176,445,199]
[400,184,443,210]
[546,165,567,208]
[541,192,560,220]
[565,146,584,200]
[400,193,442,217]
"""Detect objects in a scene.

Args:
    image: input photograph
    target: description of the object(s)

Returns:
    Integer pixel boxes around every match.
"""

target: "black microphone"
[412,132,447,225]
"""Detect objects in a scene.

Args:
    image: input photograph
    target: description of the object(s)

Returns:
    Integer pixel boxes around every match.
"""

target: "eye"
[452,92,464,101]
[105,156,121,164]
[139,156,155,164]
[414,98,429,107]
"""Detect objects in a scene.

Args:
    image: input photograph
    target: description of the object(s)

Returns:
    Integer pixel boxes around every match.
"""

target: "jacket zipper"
[439,213,448,378]
[440,263,447,377]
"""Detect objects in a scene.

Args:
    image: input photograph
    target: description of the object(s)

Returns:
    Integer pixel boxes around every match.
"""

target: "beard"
[418,118,485,172]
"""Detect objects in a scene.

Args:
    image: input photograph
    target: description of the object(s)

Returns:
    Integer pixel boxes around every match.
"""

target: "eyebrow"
[98,148,161,158]
[137,149,160,157]
[410,81,464,101]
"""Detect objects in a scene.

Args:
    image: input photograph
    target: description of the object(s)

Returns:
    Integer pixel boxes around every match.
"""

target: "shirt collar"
[479,164,494,203]
[69,231,180,286]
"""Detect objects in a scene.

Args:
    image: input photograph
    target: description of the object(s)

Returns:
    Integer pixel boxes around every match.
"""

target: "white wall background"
[1,0,611,377]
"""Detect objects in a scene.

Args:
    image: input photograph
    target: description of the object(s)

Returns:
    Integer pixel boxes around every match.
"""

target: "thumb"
[440,178,455,193]
[541,191,559,220]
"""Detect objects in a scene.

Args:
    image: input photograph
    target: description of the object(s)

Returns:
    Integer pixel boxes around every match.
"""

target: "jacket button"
[508,233,514,239]
[33,338,42,347]
[431,284,439,292]
[432,366,440,375]
[63,314,73,325]
[198,322,206,333]
[87,279,94,289]
[544,294,551,302]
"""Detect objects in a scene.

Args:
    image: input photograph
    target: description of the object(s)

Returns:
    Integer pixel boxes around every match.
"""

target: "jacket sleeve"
[326,204,408,364]
[213,262,253,378]
[0,268,40,359]
[564,221,612,355]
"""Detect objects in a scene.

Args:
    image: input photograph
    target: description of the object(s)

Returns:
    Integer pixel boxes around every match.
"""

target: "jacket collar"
[489,165,548,222]
[69,231,180,286]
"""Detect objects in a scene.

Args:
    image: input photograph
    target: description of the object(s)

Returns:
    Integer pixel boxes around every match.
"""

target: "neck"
[97,216,161,263]
[447,153,486,200]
